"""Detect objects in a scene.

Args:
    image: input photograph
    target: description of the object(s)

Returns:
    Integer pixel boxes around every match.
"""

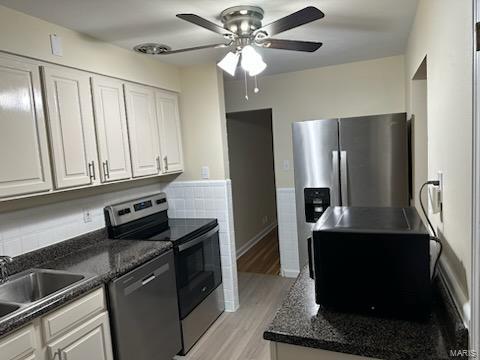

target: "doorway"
[226,109,280,275]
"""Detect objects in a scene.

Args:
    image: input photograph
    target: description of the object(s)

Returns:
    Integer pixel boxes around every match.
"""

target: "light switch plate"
[50,34,63,56]
[201,166,210,179]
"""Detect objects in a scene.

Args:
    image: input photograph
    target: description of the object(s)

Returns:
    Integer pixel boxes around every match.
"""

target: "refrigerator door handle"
[340,151,349,206]
[332,151,340,205]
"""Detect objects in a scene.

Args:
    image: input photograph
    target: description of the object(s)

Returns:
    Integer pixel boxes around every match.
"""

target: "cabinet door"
[47,312,113,360]
[42,66,99,189]
[0,55,52,198]
[155,90,184,173]
[124,83,161,177]
[0,324,39,360]
[91,77,132,182]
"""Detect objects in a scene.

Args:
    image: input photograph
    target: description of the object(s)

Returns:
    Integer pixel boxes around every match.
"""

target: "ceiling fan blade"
[262,39,323,52]
[258,7,325,37]
[158,43,230,55]
[176,14,233,36]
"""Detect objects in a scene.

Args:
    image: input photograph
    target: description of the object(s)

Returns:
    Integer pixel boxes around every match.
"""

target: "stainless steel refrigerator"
[292,113,410,267]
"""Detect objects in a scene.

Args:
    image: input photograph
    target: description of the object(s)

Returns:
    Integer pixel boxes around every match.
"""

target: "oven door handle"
[177,225,220,252]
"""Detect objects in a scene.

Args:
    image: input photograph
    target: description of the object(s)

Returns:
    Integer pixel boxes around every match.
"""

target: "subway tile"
[205,199,215,211]
[3,239,22,257]
[195,209,206,218]
[194,186,204,198]
[185,199,194,210]
[194,199,205,210]
[184,187,194,199]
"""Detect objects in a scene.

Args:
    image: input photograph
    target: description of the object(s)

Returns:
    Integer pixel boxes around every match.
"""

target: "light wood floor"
[237,227,281,275]
[176,272,294,360]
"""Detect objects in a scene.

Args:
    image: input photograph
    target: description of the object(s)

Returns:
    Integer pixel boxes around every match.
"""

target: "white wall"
[0,5,180,91]
[178,64,229,181]
[224,55,406,188]
[405,0,473,320]
[226,110,277,253]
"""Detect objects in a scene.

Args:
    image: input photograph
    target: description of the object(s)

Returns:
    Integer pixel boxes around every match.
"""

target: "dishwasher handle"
[142,274,156,285]
[124,263,169,296]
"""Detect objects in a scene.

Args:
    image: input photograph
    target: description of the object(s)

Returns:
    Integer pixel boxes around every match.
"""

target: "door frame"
[472,0,479,354]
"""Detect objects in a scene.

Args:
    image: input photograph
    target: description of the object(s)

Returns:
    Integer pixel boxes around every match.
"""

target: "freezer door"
[292,119,339,268]
[338,113,409,207]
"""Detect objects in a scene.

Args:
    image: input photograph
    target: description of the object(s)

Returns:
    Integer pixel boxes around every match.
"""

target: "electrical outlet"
[262,216,268,225]
[429,172,443,218]
[437,171,444,222]
[83,208,92,223]
[283,160,290,171]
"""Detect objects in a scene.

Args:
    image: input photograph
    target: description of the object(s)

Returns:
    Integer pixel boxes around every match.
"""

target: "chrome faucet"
[0,256,13,284]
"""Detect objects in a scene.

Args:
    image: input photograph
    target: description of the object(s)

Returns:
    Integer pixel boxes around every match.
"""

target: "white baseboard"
[236,221,278,259]
[281,269,300,278]
[439,257,470,328]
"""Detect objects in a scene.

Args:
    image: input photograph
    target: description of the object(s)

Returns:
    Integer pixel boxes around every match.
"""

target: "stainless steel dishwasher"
[108,250,181,360]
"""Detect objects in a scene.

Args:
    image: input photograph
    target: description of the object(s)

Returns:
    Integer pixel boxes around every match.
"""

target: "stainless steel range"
[104,193,224,356]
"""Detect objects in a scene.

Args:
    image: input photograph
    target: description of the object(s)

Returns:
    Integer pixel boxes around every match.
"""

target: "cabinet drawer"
[0,325,37,360]
[42,288,105,342]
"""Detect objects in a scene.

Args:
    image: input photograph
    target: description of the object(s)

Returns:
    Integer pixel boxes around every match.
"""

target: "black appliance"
[104,193,224,355]
[310,206,431,319]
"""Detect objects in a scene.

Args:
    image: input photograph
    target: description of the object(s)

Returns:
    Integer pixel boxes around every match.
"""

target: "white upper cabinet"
[124,83,161,178]
[91,76,132,182]
[0,55,52,199]
[155,90,184,173]
[42,66,99,189]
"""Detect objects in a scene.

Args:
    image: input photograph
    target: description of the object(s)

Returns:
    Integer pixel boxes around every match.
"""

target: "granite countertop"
[0,228,172,337]
[264,267,468,360]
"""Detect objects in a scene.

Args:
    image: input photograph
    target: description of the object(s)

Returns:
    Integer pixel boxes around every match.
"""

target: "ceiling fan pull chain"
[254,75,260,94]
[244,69,249,100]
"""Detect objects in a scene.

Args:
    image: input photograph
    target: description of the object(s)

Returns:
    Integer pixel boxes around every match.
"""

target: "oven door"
[175,225,222,319]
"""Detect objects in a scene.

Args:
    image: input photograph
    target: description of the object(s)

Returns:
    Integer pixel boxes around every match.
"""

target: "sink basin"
[0,302,19,318]
[0,269,85,304]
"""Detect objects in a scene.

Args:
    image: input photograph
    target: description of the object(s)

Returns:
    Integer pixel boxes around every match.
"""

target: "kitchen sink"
[0,302,20,318]
[0,269,86,304]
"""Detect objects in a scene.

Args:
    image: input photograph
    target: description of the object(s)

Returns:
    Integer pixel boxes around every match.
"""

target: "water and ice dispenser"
[304,188,331,223]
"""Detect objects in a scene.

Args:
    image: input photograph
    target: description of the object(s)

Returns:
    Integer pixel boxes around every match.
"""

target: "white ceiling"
[0,0,419,76]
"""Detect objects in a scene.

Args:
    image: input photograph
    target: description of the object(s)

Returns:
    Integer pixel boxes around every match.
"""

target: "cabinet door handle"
[164,156,168,171]
[156,156,161,172]
[103,160,110,179]
[88,161,96,182]
[52,349,63,360]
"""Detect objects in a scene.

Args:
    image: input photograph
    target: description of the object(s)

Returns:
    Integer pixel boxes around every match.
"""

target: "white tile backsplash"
[276,188,300,277]
[165,180,239,312]
[0,179,241,313]
[0,183,167,257]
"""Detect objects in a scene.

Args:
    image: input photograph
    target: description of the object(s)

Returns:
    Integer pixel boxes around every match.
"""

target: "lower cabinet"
[47,312,113,360]
[0,288,113,360]
[0,324,40,360]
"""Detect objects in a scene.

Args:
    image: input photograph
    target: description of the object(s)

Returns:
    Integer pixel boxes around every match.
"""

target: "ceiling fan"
[134,5,325,78]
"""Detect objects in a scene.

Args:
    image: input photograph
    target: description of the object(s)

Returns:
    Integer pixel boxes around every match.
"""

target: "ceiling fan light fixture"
[217,51,240,76]
[241,45,267,76]
[133,43,170,55]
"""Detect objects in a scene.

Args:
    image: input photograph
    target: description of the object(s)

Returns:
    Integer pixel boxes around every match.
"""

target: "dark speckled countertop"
[264,266,468,360]
[0,228,172,337]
